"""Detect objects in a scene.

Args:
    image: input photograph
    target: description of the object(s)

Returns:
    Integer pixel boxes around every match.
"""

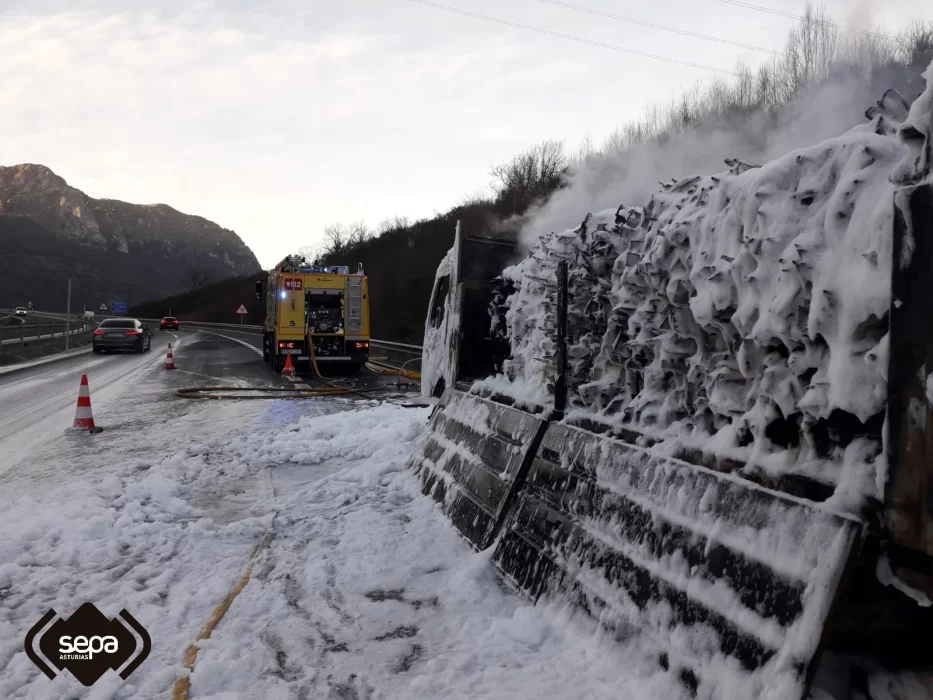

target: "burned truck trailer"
[411,73,933,699]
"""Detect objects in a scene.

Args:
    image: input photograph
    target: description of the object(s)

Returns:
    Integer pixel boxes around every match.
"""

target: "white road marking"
[194,329,263,356]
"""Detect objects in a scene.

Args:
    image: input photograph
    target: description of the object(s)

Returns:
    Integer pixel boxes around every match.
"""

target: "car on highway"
[160,316,180,331]
[92,318,152,354]
[14,307,27,315]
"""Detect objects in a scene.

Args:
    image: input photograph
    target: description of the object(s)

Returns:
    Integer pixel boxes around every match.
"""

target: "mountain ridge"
[0,164,261,311]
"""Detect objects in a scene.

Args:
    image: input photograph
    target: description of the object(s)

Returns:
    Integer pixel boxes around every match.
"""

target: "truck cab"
[259,256,371,373]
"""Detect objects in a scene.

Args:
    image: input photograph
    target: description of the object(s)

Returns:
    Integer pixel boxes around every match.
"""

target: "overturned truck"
[411,67,933,699]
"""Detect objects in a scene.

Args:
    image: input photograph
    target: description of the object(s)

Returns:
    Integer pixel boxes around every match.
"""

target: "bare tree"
[347,220,371,247]
[457,186,495,208]
[377,216,411,235]
[578,4,933,169]
[602,127,627,154]
[491,139,567,214]
[298,243,323,265]
[323,223,347,256]
[904,22,933,68]
[186,264,214,291]
[573,131,596,165]
[733,63,755,112]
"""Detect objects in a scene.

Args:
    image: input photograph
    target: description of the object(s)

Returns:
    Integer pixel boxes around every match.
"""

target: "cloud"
[1,0,921,266]
[1,6,579,264]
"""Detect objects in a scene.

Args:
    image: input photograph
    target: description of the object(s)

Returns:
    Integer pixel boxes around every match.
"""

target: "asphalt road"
[0,328,417,495]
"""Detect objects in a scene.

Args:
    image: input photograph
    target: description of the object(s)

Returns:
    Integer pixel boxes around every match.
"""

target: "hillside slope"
[129,272,268,323]
[132,205,493,342]
[0,164,260,311]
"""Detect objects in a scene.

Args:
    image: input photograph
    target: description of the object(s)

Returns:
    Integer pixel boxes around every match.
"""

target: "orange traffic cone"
[69,374,103,433]
[165,343,176,370]
[281,353,296,377]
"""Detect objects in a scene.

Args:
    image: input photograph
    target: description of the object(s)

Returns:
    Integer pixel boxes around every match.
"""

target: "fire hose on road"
[175,386,380,399]
[172,349,424,696]
[175,345,419,401]
[365,359,421,382]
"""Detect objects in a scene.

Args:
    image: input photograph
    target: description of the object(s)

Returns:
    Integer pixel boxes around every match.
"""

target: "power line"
[405,0,740,76]
[711,0,902,44]
[537,0,784,56]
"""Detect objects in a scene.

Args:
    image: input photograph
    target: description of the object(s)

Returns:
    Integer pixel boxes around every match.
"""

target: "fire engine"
[257,255,371,373]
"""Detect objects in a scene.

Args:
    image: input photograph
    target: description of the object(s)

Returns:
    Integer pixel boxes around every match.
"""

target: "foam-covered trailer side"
[493,420,863,700]
[408,388,547,549]
[412,62,933,699]
[414,221,553,550]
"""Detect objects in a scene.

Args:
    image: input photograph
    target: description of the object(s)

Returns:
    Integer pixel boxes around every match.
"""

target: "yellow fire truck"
[257,255,371,373]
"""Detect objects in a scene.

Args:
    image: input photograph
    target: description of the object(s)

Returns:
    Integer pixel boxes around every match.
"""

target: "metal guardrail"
[0,322,92,351]
[181,321,262,332]
[0,310,426,360]
[131,318,425,356]
[370,339,423,355]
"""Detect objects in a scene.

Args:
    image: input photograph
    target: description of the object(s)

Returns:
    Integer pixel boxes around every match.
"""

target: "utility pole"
[65,278,72,350]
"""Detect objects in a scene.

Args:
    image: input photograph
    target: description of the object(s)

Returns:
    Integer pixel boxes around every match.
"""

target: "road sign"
[98,302,109,312]
[112,301,127,314]
[236,304,248,315]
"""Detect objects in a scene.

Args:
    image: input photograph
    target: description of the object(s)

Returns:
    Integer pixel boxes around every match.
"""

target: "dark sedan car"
[92,318,152,354]
[160,316,180,330]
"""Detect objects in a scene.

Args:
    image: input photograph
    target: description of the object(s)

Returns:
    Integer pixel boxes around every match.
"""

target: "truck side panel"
[345,276,369,339]
[276,278,305,339]
[362,277,371,338]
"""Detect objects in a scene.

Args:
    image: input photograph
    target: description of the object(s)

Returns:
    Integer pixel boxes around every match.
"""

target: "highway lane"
[187,325,263,352]
[0,330,341,698]
[2,310,66,325]
[181,325,412,393]
[1,315,26,329]
[0,328,412,495]
[0,329,183,482]
[0,327,287,484]
[0,322,441,700]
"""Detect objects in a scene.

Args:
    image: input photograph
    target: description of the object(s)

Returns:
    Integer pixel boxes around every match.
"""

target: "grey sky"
[0,0,926,266]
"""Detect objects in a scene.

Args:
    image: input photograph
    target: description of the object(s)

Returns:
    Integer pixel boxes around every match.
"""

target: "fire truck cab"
[259,255,371,373]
